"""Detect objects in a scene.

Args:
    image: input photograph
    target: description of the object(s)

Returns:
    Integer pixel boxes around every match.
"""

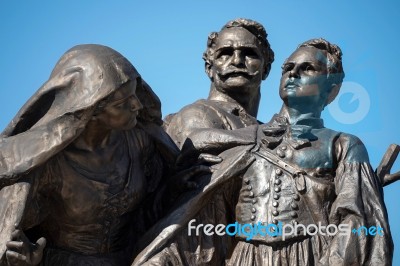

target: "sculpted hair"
[298,38,345,84]
[203,18,274,80]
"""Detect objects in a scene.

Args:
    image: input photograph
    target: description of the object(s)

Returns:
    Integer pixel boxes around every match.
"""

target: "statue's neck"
[278,104,322,125]
[208,83,260,117]
[72,121,114,151]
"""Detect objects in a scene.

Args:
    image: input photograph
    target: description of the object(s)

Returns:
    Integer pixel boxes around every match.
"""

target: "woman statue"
[0,44,181,265]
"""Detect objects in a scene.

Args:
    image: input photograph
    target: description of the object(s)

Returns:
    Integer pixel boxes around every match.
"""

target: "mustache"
[217,68,259,78]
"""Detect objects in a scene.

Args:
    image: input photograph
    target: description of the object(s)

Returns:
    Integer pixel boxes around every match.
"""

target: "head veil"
[0,44,166,187]
[0,44,172,261]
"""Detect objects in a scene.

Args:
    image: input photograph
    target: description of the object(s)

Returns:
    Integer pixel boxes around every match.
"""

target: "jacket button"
[251,208,256,213]
[251,215,256,220]
[272,201,279,207]
[247,185,252,190]
[275,169,283,176]
[252,199,257,204]
[244,178,250,184]
[290,211,298,218]
[272,210,279,216]
[272,219,278,224]
[274,179,281,185]
[273,194,280,200]
[277,150,285,158]
[249,192,254,197]
[274,187,281,193]
[293,194,300,201]
[291,203,299,210]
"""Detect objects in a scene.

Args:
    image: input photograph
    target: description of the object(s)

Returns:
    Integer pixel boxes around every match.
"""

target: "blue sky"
[1,0,399,263]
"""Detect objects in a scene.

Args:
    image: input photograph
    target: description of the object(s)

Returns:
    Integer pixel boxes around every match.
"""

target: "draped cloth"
[0,44,178,264]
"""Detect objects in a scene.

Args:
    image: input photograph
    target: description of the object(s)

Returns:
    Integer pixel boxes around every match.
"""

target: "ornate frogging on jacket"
[236,114,340,243]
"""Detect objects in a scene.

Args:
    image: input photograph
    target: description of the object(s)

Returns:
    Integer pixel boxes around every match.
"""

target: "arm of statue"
[321,134,393,265]
[177,125,258,166]
[5,228,46,266]
[0,161,53,266]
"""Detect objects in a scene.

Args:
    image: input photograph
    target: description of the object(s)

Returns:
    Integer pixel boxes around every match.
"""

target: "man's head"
[203,18,274,96]
[279,38,345,112]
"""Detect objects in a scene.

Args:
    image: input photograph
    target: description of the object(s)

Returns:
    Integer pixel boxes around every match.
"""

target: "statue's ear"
[325,83,341,106]
[205,61,214,81]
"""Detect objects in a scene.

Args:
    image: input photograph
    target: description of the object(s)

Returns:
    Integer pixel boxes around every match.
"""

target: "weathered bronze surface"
[164,18,274,148]
[0,44,180,266]
[149,18,275,265]
[0,22,396,266]
[134,39,394,265]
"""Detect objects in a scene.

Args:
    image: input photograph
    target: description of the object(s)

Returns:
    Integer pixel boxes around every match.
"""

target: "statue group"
[0,18,396,266]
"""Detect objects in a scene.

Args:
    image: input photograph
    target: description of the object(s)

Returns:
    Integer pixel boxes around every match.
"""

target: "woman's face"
[96,79,143,130]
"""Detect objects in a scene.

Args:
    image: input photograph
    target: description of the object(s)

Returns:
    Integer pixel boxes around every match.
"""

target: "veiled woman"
[0,44,180,265]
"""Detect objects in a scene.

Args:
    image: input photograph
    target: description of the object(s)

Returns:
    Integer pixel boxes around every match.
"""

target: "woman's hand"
[6,227,46,266]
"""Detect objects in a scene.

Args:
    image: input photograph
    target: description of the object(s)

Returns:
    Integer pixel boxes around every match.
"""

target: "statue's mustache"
[218,68,259,78]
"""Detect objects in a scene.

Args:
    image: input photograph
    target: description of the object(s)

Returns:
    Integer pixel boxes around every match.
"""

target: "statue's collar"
[289,113,324,129]
[266,114,324,129]
[260,114,323,150]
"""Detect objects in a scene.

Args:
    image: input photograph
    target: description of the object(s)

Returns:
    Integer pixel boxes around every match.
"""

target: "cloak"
[0,44,177,264]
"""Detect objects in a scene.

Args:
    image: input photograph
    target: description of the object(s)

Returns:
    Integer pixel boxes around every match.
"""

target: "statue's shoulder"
[325,129,369,163]
[177,99,218,116]
[163,99,207,126]
[164,99,225,132]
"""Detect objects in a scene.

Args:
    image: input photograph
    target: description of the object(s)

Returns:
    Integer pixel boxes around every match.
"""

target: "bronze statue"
[223,38,393,265]
[0,25,394,266]
[143,18,274,265]
[164,18,274,148]
[0,44,181,266]
[134,39,393,265]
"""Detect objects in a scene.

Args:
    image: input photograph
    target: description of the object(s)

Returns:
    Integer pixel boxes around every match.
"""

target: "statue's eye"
[243,48,258,59]
[217,48,233,58]
[115,101,127,109]
[303,64,315,72]
[281,64,293,74]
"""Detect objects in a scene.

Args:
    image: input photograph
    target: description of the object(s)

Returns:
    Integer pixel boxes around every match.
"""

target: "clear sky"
[1,0,399,263]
